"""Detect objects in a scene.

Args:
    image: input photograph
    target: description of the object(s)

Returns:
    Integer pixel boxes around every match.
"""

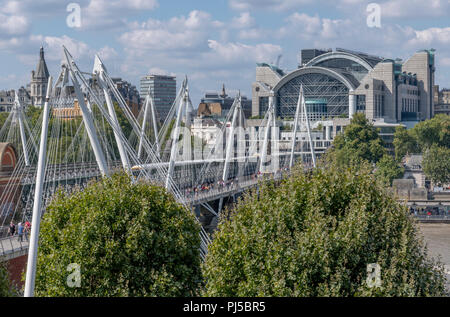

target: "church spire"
[35,46,49,80]
[220,83,227,98]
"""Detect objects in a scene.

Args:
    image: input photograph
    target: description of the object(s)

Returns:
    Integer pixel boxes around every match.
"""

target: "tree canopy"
[330,113,386,166]
[0,262,15,297]
[393,115,450,185]
[413,114,450,150]
[393,126,420,160]
[393,114,450,156]
[423,145,450,186]
[34,173,202,297]
[375,154,405,186]
[203,161,447,297]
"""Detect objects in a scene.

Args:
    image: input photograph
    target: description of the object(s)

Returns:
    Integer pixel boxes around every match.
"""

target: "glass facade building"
[140,75,176,122]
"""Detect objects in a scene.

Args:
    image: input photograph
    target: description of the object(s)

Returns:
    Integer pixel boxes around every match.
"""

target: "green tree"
[413,114,450,150]
[375,154,404,185]
[330,113,386,167]
[0,262,15,297]
[25,106,43,127]
[423,145,450,186]
[0,112,9,128]
[393,126,420,159]
[35,173,202,297]
[203,161,447,297]
[393,115,450,159]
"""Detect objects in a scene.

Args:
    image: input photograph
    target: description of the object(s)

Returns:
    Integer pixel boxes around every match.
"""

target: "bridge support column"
[24,76,52,297]
[219,94,242,213]
[64,48,109,177]
[94,56,131,174]
[166,82,187,189]
[289,86,303,169]
[16,95,30,166]
[259,92,275,174]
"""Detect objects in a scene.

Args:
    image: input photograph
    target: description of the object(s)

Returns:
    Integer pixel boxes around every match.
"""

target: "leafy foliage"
[0,262,15,297]
[423,145,450,186]
[34,173,202,297]
[394,114,450,157]
[393,126,420,159]
[375,154,404,186]
[0,112,9,129]
[330,113,386,166]
[393,115,450,184]
[413,114,450,150]
[203,161,447,297]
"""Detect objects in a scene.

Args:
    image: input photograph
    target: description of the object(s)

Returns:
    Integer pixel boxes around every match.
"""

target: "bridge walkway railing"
[0,235,29,258]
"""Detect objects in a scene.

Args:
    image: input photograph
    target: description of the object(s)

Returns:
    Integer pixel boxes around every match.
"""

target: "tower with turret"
[30,47,50,107]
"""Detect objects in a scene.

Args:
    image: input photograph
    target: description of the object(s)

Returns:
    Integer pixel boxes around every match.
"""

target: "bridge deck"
[0,236,29,259]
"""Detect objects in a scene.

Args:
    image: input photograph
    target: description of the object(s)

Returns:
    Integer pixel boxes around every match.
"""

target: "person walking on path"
[24,221,31,241]
[8,221,15,237]
[17,222,24,242]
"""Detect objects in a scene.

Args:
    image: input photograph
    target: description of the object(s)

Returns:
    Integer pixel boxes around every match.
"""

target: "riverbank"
[418,223,450,293]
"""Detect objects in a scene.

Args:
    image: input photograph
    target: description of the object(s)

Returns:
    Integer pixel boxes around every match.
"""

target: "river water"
[418,223,450,293]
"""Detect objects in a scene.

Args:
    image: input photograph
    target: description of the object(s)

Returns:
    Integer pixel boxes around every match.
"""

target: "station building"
[252,48,436,127]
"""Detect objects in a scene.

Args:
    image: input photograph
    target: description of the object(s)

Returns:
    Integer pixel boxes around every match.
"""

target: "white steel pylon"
[24,76,53,297]
[93,54,131,174]
[289,84,316,169]
[138,87,160,159]
[14,94,31,166]
[218,92,246,213]
[0,93,37,166]
[165,79,190,189]
[63,47,109,177]
[258,92,276,174]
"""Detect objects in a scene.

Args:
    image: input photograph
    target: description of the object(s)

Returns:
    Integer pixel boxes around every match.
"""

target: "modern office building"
[140,75,176,122]
[252,48,436,124]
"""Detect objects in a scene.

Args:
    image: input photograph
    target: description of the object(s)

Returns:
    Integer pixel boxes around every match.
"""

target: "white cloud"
[0,34,116,75]
[231,12,255,29]
[81,0,159,29]
[207,40,282,64]
[238,28,264,40]
[282,13,321,35]
[229,0,314,11]
[147,67,176,76]
[407,27,450,46]
[119,10,223,54]
[0,13,29,36]
[0,0,159,30]
[381,0,450,18]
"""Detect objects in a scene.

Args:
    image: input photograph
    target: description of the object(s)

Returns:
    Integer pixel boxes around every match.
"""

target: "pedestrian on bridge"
[8,221,15,236]
[24,221,31,241]
[17,222,24,242]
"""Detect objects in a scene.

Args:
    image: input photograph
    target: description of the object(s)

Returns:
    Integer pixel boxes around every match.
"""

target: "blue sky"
[0,0,449,105]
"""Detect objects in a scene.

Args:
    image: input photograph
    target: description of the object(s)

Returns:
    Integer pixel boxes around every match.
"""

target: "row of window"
[401,98,419,113]
[406,89,419,96]
[374,94,385,118]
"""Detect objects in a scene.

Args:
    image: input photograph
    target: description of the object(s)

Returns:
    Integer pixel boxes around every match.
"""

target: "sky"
[0,0,449,106]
